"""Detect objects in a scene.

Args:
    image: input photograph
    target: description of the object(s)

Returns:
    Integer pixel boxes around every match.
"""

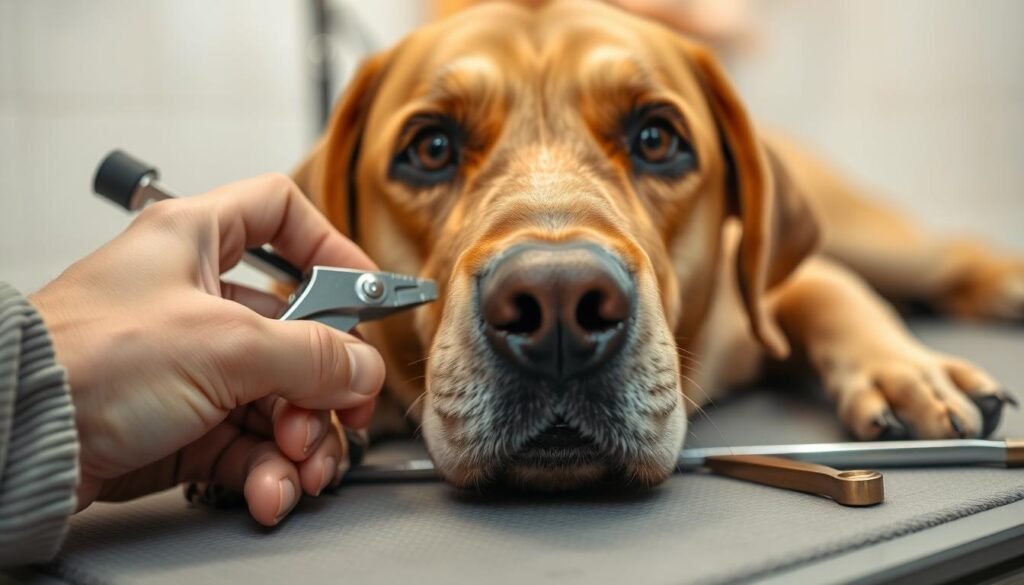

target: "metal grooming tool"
[92,150,437,333]
[343,438,1024,484]
[704,455,884,506]
[677,438,1024,470]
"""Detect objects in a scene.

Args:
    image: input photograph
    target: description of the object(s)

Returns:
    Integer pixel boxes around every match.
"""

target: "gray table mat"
[45,321,1024,585]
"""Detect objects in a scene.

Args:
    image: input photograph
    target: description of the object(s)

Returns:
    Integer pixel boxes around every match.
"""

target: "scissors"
[92,150,437,333]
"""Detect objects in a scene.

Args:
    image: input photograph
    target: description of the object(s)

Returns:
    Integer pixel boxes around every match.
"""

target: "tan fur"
[294,0,1024,487]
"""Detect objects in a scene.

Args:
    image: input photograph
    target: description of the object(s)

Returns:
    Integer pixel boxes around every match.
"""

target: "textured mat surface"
[47,321,1024,585]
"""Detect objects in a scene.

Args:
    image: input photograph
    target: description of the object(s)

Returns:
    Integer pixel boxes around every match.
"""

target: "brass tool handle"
[705,455,884,506]
[1007,439,1024,467]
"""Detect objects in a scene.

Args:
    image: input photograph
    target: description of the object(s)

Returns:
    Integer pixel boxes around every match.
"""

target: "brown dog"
[292,0,1024,490]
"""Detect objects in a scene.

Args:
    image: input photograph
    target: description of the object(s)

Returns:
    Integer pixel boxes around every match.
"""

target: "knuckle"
[136,198,195,230]
[209,315,267,388]
[258,172,300,194]
[307,325,344,390]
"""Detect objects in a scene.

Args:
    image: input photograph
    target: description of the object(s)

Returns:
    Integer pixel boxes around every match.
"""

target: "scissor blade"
[395,279,438,306]
[279,267,437,330]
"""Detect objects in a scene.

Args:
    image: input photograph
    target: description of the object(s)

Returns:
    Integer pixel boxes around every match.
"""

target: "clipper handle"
[93,150,160,211]
[91,150,304,283]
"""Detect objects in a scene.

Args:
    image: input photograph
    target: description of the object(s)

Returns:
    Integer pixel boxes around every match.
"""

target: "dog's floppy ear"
[685,43,820,359]
[292,50,393,238]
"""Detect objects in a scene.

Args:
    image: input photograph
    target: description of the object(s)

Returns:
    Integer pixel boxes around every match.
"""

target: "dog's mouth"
[510,417,602,468]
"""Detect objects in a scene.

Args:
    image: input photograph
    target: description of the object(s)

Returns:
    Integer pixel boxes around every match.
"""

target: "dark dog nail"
[999,389,1020,409]
[948,412,967,438]
[344,428,368,467]
[874,410,909,440]
[970,393,1007,438]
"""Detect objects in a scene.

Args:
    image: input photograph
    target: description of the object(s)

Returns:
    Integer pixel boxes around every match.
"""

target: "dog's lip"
[519,418,597,452]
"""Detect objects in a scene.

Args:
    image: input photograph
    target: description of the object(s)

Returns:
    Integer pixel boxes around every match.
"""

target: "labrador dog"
[291,0,1023,490]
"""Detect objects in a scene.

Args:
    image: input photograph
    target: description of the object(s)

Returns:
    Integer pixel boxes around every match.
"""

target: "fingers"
[201,432,301,526]
[338,400,376,430]
[297,418,347,496]
[242,443,303,526]
[244,319,386,411]
[182,427,301,526]
[193,413,349,525]
[273,403,330,461]
[203,174,377,273]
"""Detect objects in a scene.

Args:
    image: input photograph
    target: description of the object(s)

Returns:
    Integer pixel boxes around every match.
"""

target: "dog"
[291,0,1024,490]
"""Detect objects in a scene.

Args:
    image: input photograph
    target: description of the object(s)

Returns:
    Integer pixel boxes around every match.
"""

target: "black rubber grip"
[93,150,158,210]
[247,247,304,283]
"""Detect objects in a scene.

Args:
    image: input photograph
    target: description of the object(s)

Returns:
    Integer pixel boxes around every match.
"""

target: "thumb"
[237,319,386,411]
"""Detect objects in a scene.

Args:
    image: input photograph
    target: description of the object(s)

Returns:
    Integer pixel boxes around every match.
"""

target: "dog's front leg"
[770,257,1015,440]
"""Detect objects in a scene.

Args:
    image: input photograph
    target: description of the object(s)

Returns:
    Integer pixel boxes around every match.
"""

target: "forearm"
[0,282,79,568]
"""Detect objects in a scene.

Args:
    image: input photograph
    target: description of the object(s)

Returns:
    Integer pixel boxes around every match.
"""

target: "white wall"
[730,0,1024,249]
[1,0,1021,295]
[0,0,316,291]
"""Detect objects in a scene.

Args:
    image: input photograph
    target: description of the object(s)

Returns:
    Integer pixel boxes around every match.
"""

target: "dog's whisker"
[679,382,735,453]
[404,393,428,422]
[405,356,432,368]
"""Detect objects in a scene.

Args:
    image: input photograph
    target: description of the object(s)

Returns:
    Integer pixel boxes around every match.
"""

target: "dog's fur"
[293,0,1024,490]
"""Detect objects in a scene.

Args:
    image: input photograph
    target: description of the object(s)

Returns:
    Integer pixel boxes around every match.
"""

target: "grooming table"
[23,321,1024,584]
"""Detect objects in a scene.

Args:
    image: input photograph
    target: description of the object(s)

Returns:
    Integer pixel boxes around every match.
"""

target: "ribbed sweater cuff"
[0,282,79,567]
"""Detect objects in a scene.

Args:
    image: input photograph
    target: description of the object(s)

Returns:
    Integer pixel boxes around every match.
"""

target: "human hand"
[30,174,385,525]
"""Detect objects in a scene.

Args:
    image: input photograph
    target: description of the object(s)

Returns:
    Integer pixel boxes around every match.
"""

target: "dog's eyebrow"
[578,46,660,103]
[421,55,503,108]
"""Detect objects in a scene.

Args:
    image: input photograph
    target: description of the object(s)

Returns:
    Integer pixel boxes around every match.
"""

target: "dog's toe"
[832,352,1012,440]
[947,410,967,439]
[944,259,1024,322]
[873,410,910,441]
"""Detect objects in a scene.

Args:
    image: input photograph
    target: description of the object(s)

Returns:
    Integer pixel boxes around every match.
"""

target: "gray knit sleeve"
[0,282,79,567]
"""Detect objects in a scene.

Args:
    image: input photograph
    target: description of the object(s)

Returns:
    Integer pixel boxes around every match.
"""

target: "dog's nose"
[479,242,634,379]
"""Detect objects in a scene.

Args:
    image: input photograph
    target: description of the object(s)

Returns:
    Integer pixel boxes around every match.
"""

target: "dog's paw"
[942,253,1024,322]
[831,349,1017,440]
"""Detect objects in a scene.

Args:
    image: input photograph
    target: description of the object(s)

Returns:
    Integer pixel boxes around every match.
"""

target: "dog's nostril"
[497,293,543,335]
[575,289,626,333]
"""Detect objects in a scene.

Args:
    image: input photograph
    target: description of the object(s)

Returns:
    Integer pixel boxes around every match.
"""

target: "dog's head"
[295,0,818,490]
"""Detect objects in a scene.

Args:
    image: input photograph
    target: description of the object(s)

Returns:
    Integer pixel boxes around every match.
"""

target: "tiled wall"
[1,0,1021,294]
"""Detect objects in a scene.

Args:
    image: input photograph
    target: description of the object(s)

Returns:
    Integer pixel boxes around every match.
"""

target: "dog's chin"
[439,457,675,492]
[502,429,610,491]
[502,462,609,492]
[432,425,677,492]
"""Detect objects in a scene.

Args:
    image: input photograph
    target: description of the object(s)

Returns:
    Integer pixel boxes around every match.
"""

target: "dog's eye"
[636,123,675,162]
[391,124,460,187]
[628,116,697,178]
[411,130,453,172]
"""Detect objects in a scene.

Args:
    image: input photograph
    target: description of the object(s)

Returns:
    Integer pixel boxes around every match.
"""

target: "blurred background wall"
[1,0,1021,293]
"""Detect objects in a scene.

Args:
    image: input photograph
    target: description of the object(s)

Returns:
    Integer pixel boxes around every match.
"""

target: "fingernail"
[276,479,297,523]
[317,457,336,496]
[347,343,384,396]
[304,416,325,454]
